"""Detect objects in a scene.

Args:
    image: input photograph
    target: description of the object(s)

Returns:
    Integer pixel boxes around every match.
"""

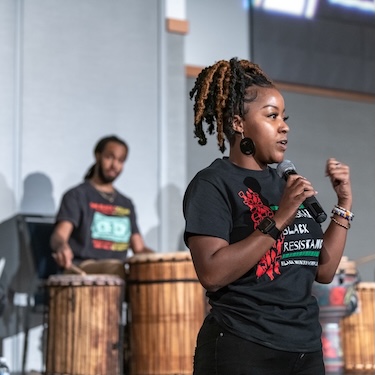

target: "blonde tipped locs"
[189,57,274,153]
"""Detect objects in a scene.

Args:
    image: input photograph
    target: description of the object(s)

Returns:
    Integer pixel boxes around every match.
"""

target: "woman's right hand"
[274,173,316,230]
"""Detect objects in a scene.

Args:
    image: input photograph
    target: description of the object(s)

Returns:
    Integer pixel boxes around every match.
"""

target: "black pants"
[193,315,325,375]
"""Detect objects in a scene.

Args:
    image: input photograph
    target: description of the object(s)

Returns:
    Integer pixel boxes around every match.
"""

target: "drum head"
[46,274,124,286]
[126,251,191,264]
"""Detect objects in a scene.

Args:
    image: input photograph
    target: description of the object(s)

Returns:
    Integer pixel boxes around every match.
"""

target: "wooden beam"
[185,64,375,103]
[166,18,189,35]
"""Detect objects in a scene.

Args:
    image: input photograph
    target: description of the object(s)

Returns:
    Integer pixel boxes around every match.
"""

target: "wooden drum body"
[341,282,375,372]
[126,252,206,375]
[46,274,124,375]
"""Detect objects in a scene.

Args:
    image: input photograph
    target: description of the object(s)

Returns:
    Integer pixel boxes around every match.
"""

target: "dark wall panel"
[251,8,375,94]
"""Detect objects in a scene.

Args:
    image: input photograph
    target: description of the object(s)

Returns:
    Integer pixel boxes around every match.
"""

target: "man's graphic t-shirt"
[183,158,324,352]
[56,181,139,261]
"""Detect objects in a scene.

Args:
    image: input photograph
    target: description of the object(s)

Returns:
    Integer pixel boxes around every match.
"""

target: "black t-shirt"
[183,158,324,352]
[56,181,139,261]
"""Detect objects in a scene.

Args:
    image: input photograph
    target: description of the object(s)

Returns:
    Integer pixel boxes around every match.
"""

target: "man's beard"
[97,164,118,184]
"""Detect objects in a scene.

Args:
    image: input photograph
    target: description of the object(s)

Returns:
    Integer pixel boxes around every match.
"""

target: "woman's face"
[241,87,289,167]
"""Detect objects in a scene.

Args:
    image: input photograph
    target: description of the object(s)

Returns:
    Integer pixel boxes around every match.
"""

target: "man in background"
[50,135,152,279]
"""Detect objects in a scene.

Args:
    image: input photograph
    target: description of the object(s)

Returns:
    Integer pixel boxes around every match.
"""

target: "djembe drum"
[341,282,375,372]
[45,274,124,375]
[312,256,359,373]
[126,251,206,375]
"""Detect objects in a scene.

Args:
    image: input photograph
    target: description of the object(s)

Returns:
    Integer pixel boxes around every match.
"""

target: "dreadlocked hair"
[189,57,274,153]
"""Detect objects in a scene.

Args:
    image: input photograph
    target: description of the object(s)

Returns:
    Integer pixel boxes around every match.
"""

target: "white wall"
[0,0,161,244]
[185,0,249,66]
[0,0,18,221]
[166,0,186,19]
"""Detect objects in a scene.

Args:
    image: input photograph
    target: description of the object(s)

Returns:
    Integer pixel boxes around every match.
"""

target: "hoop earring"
[240,133,255,155]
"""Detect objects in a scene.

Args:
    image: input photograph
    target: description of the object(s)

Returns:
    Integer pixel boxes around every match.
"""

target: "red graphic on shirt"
[89,202,130,216]
[238,189,284,280]
[90,202,117,215]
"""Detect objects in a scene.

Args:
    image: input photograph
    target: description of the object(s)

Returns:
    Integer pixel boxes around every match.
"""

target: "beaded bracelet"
[331,205,354,221]
[331,216,350,230]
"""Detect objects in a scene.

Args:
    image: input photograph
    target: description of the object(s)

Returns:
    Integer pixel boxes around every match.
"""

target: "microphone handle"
[303,196,327,223]
[284,170,327,223]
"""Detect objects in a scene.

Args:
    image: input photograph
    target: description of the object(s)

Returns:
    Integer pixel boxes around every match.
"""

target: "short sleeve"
[183,176,232,245]
[55,189,82,228]
[127,199,140,235]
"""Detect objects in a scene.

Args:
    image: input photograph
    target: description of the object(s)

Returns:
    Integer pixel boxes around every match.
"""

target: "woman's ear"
[232,115,244,134]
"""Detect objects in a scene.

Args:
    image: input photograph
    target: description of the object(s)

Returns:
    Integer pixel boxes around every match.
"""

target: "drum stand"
[320,306,347,375]
[21,281,49,375]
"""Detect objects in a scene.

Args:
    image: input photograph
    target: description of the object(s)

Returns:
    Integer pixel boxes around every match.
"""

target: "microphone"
[276,160,327,223]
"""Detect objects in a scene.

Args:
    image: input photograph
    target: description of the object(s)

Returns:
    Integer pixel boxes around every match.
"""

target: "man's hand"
[50,220,75,269]
[52,244,74,269]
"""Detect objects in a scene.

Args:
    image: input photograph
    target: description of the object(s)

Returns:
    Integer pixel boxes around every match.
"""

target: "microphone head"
[276,160,296,178]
